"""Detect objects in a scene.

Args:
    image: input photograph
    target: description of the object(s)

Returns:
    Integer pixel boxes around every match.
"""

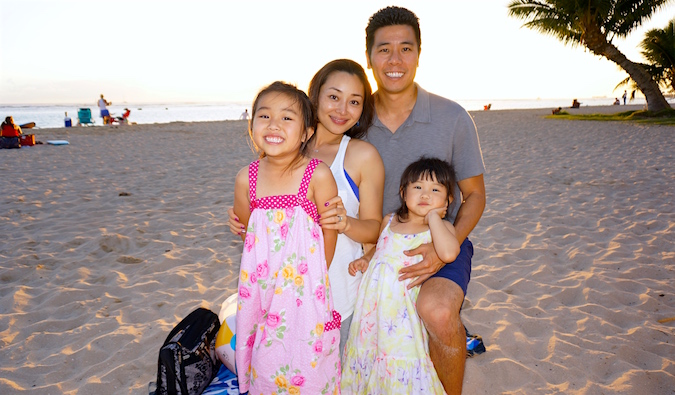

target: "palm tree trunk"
[604,45,672,111]
[587,38,671,111]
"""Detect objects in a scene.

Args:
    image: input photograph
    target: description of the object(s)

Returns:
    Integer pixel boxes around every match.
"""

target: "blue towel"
[203,364,240,395]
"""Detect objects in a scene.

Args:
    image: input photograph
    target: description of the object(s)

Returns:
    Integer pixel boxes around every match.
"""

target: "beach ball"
[215,293,237,373]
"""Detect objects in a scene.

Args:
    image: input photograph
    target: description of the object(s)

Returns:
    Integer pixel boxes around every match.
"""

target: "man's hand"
[398,242,445,289]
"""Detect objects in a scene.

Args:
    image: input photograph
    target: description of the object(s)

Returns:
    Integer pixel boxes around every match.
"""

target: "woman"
[1,116,22,149]
[228,59,385,360]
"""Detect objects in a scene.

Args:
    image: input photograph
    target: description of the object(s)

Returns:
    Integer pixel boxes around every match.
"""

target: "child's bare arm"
[312,164,338,269]
[348,256,369,276]
[233,167,252,242]
[426,209,460,263]
[348,214,389,276]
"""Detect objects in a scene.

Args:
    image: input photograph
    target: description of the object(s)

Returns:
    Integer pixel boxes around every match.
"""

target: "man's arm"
[452,174,486,244]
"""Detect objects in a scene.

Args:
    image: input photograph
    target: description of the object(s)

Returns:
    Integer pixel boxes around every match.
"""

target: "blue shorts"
[430,238,473,295]
[100,109,110,117]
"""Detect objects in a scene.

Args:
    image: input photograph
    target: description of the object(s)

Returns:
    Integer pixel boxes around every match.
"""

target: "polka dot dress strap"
[297,158,321,200]
[248,160,259,209]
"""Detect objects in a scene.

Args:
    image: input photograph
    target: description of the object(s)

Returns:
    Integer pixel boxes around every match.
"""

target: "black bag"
[155,307,222,395]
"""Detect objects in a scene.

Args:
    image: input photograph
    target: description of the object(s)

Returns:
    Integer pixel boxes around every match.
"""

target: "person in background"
[1,116,22,149]
[613,98,621,105]
[571,98,581,108]
[98,94,112,124]
[239,109,249,120]
[115,108,131,124]
[623,90,628,105]
[360,7,486,394]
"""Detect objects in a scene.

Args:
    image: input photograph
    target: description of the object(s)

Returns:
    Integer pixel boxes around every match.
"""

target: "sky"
[1,0,674,105]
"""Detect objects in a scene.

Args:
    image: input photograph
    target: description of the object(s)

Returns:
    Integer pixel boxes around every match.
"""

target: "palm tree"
[616,18,675,95]
[640,18,675,93]
[508,0,673,112]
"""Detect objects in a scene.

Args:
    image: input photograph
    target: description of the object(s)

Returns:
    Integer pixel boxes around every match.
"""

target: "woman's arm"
[320,140,384,244]
[311,163,339,269]
[232,166,252,242]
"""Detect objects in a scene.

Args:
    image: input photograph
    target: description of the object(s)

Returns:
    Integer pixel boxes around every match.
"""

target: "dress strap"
[297,158,321,200]
[332,135,351,173]
[248,160,260,210]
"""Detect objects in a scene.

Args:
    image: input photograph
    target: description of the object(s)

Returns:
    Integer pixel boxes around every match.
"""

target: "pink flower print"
[291,375,305,387]
[266,313,281,328]
[256,261,269,278]
[297,262,308,275]
[260,328,267,343]
[239,287,251,299]
[285,207,295,218]
[296,298,302,307]
[244,232,256,252]
[246,334,255,348]
[311,227,321,241]
[313,340,323,354]
[315,284,325,303]
[250,272,258,284]
[280,222,289,240]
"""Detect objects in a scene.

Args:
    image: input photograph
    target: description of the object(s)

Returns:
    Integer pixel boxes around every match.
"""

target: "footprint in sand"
[117,256,143,264]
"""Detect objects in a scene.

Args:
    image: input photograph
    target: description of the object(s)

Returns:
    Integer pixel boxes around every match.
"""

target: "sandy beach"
[1,106,673,394]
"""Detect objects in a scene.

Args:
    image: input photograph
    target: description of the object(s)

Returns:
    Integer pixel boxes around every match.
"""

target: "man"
[623,90,628,105]
[98,94,111,124]
[363,7,486,394]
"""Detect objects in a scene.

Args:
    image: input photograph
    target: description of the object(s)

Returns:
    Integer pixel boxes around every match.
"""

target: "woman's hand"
[319,196,349,234]
[227,206,246,235]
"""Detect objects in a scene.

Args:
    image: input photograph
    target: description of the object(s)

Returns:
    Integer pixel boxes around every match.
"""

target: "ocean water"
[0,97,653,129]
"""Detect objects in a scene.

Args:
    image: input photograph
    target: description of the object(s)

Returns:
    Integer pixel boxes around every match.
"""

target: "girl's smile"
[251,92,306,158]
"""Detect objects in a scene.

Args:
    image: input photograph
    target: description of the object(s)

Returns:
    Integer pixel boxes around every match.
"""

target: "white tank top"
[328,135,363,321]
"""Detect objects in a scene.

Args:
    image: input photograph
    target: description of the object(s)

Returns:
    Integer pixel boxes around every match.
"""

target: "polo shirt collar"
[373,83,431,130]
[411,84,431,124]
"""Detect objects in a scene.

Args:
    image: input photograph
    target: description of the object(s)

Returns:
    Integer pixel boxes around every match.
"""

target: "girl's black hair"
[396,157,457,221]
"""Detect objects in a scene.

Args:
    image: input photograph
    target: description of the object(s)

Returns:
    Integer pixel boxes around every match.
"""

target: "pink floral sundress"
[236,158,341,395]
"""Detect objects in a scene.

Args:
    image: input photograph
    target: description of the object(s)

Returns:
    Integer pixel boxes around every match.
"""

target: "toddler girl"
[341,157,461,394]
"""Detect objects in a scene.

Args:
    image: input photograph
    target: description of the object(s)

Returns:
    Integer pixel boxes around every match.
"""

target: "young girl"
[233,81,342,394]
[341,157,461,395]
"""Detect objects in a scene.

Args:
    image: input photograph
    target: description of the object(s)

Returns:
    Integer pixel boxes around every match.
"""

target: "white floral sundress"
[341,215,446,394]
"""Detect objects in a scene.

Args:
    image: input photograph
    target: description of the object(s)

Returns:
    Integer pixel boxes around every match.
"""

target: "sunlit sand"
[1,108,673,394]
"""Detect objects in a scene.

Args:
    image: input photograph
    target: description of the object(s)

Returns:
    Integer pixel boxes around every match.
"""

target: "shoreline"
[1,109,673,394]
[5,102,662,130]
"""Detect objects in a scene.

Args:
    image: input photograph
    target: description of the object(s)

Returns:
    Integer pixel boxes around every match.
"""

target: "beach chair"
[77,108,95,126]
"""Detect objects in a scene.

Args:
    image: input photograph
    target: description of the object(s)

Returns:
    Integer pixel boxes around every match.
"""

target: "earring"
[356,121,360,127]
